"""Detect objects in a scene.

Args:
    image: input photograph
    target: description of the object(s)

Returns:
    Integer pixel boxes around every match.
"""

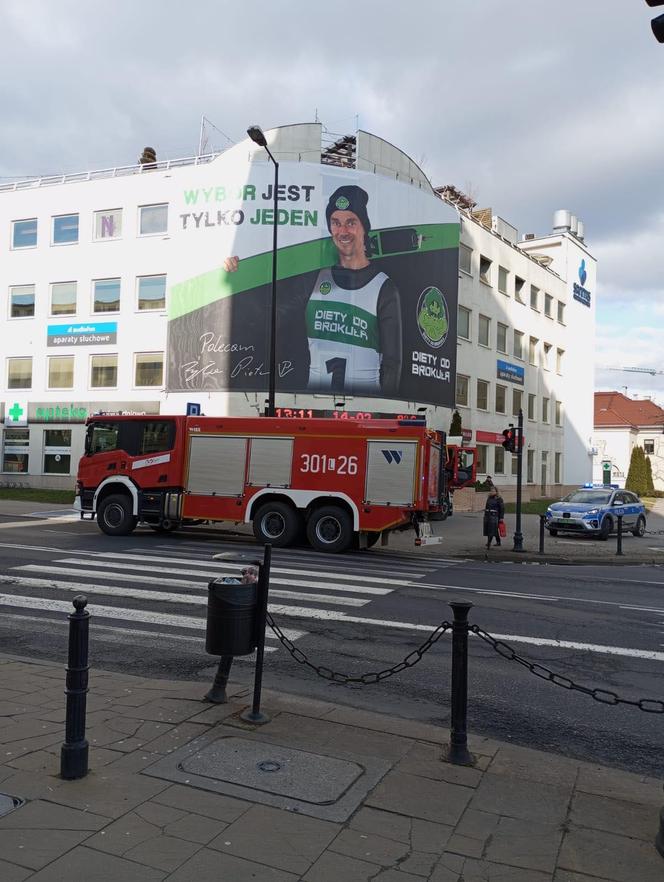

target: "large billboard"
[166,150,459,407]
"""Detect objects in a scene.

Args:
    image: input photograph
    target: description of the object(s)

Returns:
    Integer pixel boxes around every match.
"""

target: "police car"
[545,484,647,540]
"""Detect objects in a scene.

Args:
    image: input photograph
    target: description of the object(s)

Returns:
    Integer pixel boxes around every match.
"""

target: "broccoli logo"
[417,286,448,348]
[335,196,350,210]
[319,281,332,295]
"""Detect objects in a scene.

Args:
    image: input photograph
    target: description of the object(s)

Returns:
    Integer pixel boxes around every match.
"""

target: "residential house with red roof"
[593,392,664,490]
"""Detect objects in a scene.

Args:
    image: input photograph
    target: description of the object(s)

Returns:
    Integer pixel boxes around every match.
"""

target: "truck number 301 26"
[299,454,358,475]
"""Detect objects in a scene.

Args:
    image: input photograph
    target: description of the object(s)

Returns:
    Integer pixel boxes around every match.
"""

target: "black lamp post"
[247,125,279,417]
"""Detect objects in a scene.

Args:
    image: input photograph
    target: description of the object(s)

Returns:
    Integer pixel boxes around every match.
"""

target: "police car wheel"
[307,505,353,553]
[98,494,138,537]
[599,515,613,541]
[548,528,558,537]
[632,516,646,538]
[253,501,300,547]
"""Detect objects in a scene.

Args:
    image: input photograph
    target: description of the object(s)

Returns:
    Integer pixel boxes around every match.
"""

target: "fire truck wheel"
[253,501,300,547]
[307,506,353,553]
[98,494,138,536]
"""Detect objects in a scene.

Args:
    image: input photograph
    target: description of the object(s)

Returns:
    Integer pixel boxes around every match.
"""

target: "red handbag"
[498,520,507,538]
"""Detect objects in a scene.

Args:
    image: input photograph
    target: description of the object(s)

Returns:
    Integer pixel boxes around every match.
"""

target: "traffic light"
[646,0,664,42]
[502,428,515,453]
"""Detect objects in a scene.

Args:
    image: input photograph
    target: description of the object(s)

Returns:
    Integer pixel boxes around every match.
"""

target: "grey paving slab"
[123,832,200,872]
[0,858,31,881]
[554,873,616,882]
[141,721,208,754]
[0,828,91,871]
[575,763,664,807]
[208,803,340,874]
[302,849,378,882]
[398,850,439,876]
[468,772,572,824]
[411,817,455,853]
[151,781,251,822]
[349,806,411,843]
[116,697,209,723]
[315,706,450,743]
[483,815,563,873]
[328,827,410,865]
[44,769,170,818]
[163,811,228,844]
[429,850,466,881]
[446,808,500,858]
[101,748,165,774]
[367,770,473,825]
[0,719,62,745]
[558,827,664,882]
[397,741,484,787]
[570,790,657,841]
[456,857,554,880]
[25,845,167,881]
[488,743,580,788]
[371,869,427,881]
[167,847,299,882]
[0,768,62,801]
[134,800,186,827]
[85,811,162,856]
[0,798,109,830]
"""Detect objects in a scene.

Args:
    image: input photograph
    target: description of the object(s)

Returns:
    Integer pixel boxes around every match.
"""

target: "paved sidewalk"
[3,498,664,564]
[0,654,662,881]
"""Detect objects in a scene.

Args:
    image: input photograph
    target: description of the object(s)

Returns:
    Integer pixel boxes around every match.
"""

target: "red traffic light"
[502,429,515,452]
[646,0,664,42]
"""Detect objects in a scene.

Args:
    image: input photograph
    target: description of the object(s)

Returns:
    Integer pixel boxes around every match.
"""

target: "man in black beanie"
[306,184,402,394]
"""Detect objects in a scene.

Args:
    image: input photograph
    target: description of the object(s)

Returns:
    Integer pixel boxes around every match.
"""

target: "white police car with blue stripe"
[545,483,647,540]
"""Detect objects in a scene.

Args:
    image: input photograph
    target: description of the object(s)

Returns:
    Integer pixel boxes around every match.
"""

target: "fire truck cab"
[75,414,452,553]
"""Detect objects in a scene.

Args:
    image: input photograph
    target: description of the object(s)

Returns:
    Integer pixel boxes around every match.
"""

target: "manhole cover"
[0,794,24,818]
[180,736,363,805]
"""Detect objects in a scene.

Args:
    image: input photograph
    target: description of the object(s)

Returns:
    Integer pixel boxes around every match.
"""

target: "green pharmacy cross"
[8,403,25,422]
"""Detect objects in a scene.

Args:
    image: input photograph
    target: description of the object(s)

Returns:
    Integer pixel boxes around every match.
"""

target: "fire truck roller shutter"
[248,437,294,487]
[365,441,419,506]
[187,435,248,496]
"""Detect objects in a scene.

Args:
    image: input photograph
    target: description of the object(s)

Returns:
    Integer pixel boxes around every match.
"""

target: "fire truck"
[75,414,476,553]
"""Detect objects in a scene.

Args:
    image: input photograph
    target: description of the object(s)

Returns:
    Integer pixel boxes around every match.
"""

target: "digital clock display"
[273,408,422,421]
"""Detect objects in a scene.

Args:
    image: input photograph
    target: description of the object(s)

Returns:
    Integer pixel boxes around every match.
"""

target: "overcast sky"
[1,0,662,401]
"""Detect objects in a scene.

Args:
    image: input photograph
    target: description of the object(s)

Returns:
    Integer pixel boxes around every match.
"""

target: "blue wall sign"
[47,322,118,347]
[497,359,525,385]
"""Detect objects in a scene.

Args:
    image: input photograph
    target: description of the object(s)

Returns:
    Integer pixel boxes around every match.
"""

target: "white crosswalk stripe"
[0,546,437,654]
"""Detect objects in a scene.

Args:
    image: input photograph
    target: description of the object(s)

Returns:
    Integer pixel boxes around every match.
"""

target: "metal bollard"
[443,601,475,767]
[240,543,272,725]
[539,514,545,554]
[656,800,664,858]
[204,655,234,704]
[60,596,90,780]
[616,514,624,556]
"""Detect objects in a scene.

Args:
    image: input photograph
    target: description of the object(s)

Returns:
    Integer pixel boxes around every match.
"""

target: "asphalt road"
[0,511,663,779]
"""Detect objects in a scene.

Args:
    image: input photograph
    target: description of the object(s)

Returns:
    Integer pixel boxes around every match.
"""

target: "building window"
[644,440,655,455]
[48,355,74,389]
[529,336,538,365]
[137,274,166,311]
[556,348,564,374]
[514,276,525,303]
[479,255,492,285]
[542,397,550,423]
[527,449,535,484]
[530,285,539,310]
[498,266,508,294]
[557,301,565,323]
[477,379,489,411]
[7,357,32,389]
[512,389,523,416]
[543,342,552,371]
[495,384,506,414]
[12,218,37,249]
[43,429,72,475]
[555,400,562,426]
[9,285,35,318]
[544,293,553,317]
[476,445,488,474]
[93,208,122,240]
[478,314,491,347]
[139,203,168,236]
[497,322,508,353]
[93,278,121,313]
[456,374,469,407]
[513,330,524,360]
[135,352,164,387]
[494,447,505,474]
[2,428,29,473]
[52,214,79,245]
[50,281,77,316]
[90,354,118,388]
[459,243,472,274]
[528,393,536,421]
[555,452,562,484]
[458,306,471,340]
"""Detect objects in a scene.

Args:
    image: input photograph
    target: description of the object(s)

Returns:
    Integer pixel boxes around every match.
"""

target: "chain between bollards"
[60,595,90,780]
[443,601,476,767]
[616,514,624,556]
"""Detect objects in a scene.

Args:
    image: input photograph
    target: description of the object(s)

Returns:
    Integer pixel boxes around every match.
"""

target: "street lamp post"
[247,125,279,417]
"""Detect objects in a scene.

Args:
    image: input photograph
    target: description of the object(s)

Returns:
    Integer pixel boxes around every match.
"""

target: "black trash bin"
[206,578,257,656]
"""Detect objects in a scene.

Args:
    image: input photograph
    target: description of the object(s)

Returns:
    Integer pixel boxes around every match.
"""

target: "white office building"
[0,125,596,492]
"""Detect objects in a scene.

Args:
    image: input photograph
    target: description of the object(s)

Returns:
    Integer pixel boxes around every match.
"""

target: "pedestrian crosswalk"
[0,540,459,657]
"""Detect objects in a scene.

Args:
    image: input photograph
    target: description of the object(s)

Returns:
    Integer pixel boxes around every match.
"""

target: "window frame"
[478,314,491,348]
[7,356,33,390]
[92,208,123,242]
[456,373,470,408]
[513,330,524,361]
[557,301,566,324]
[476,379,489,412]
[544,292,553,318]
[644,439,655,455]
[495,383,507,414]
[528,393,536,422]
[555,400,562,426]
[8,284,36,319]
[2,427,30,474]
[496,322,508,354]
[494,446,505,475]
[90,353,119,390]
[458,306,471,341]
[530,284,539,311]
[138,203,169,237]
[92,277,121,314]
[542,397,550,424]
[479,255,492,286]
[51,213,79,246]
[498,265,508,295]
[136,274,167,312]
[514,275,525,303]
[49,280,77,317]
[459,243,472,275]
[134,351,165,388]
[42,428,73,476]
[47,354,75,390]
[529,336,538,366]
[11,218,38,250]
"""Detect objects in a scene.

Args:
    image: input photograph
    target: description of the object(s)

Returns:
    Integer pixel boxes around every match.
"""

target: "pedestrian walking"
[483,486,505,548]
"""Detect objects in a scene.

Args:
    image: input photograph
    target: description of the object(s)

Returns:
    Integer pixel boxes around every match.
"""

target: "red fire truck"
[75,414,475,553]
